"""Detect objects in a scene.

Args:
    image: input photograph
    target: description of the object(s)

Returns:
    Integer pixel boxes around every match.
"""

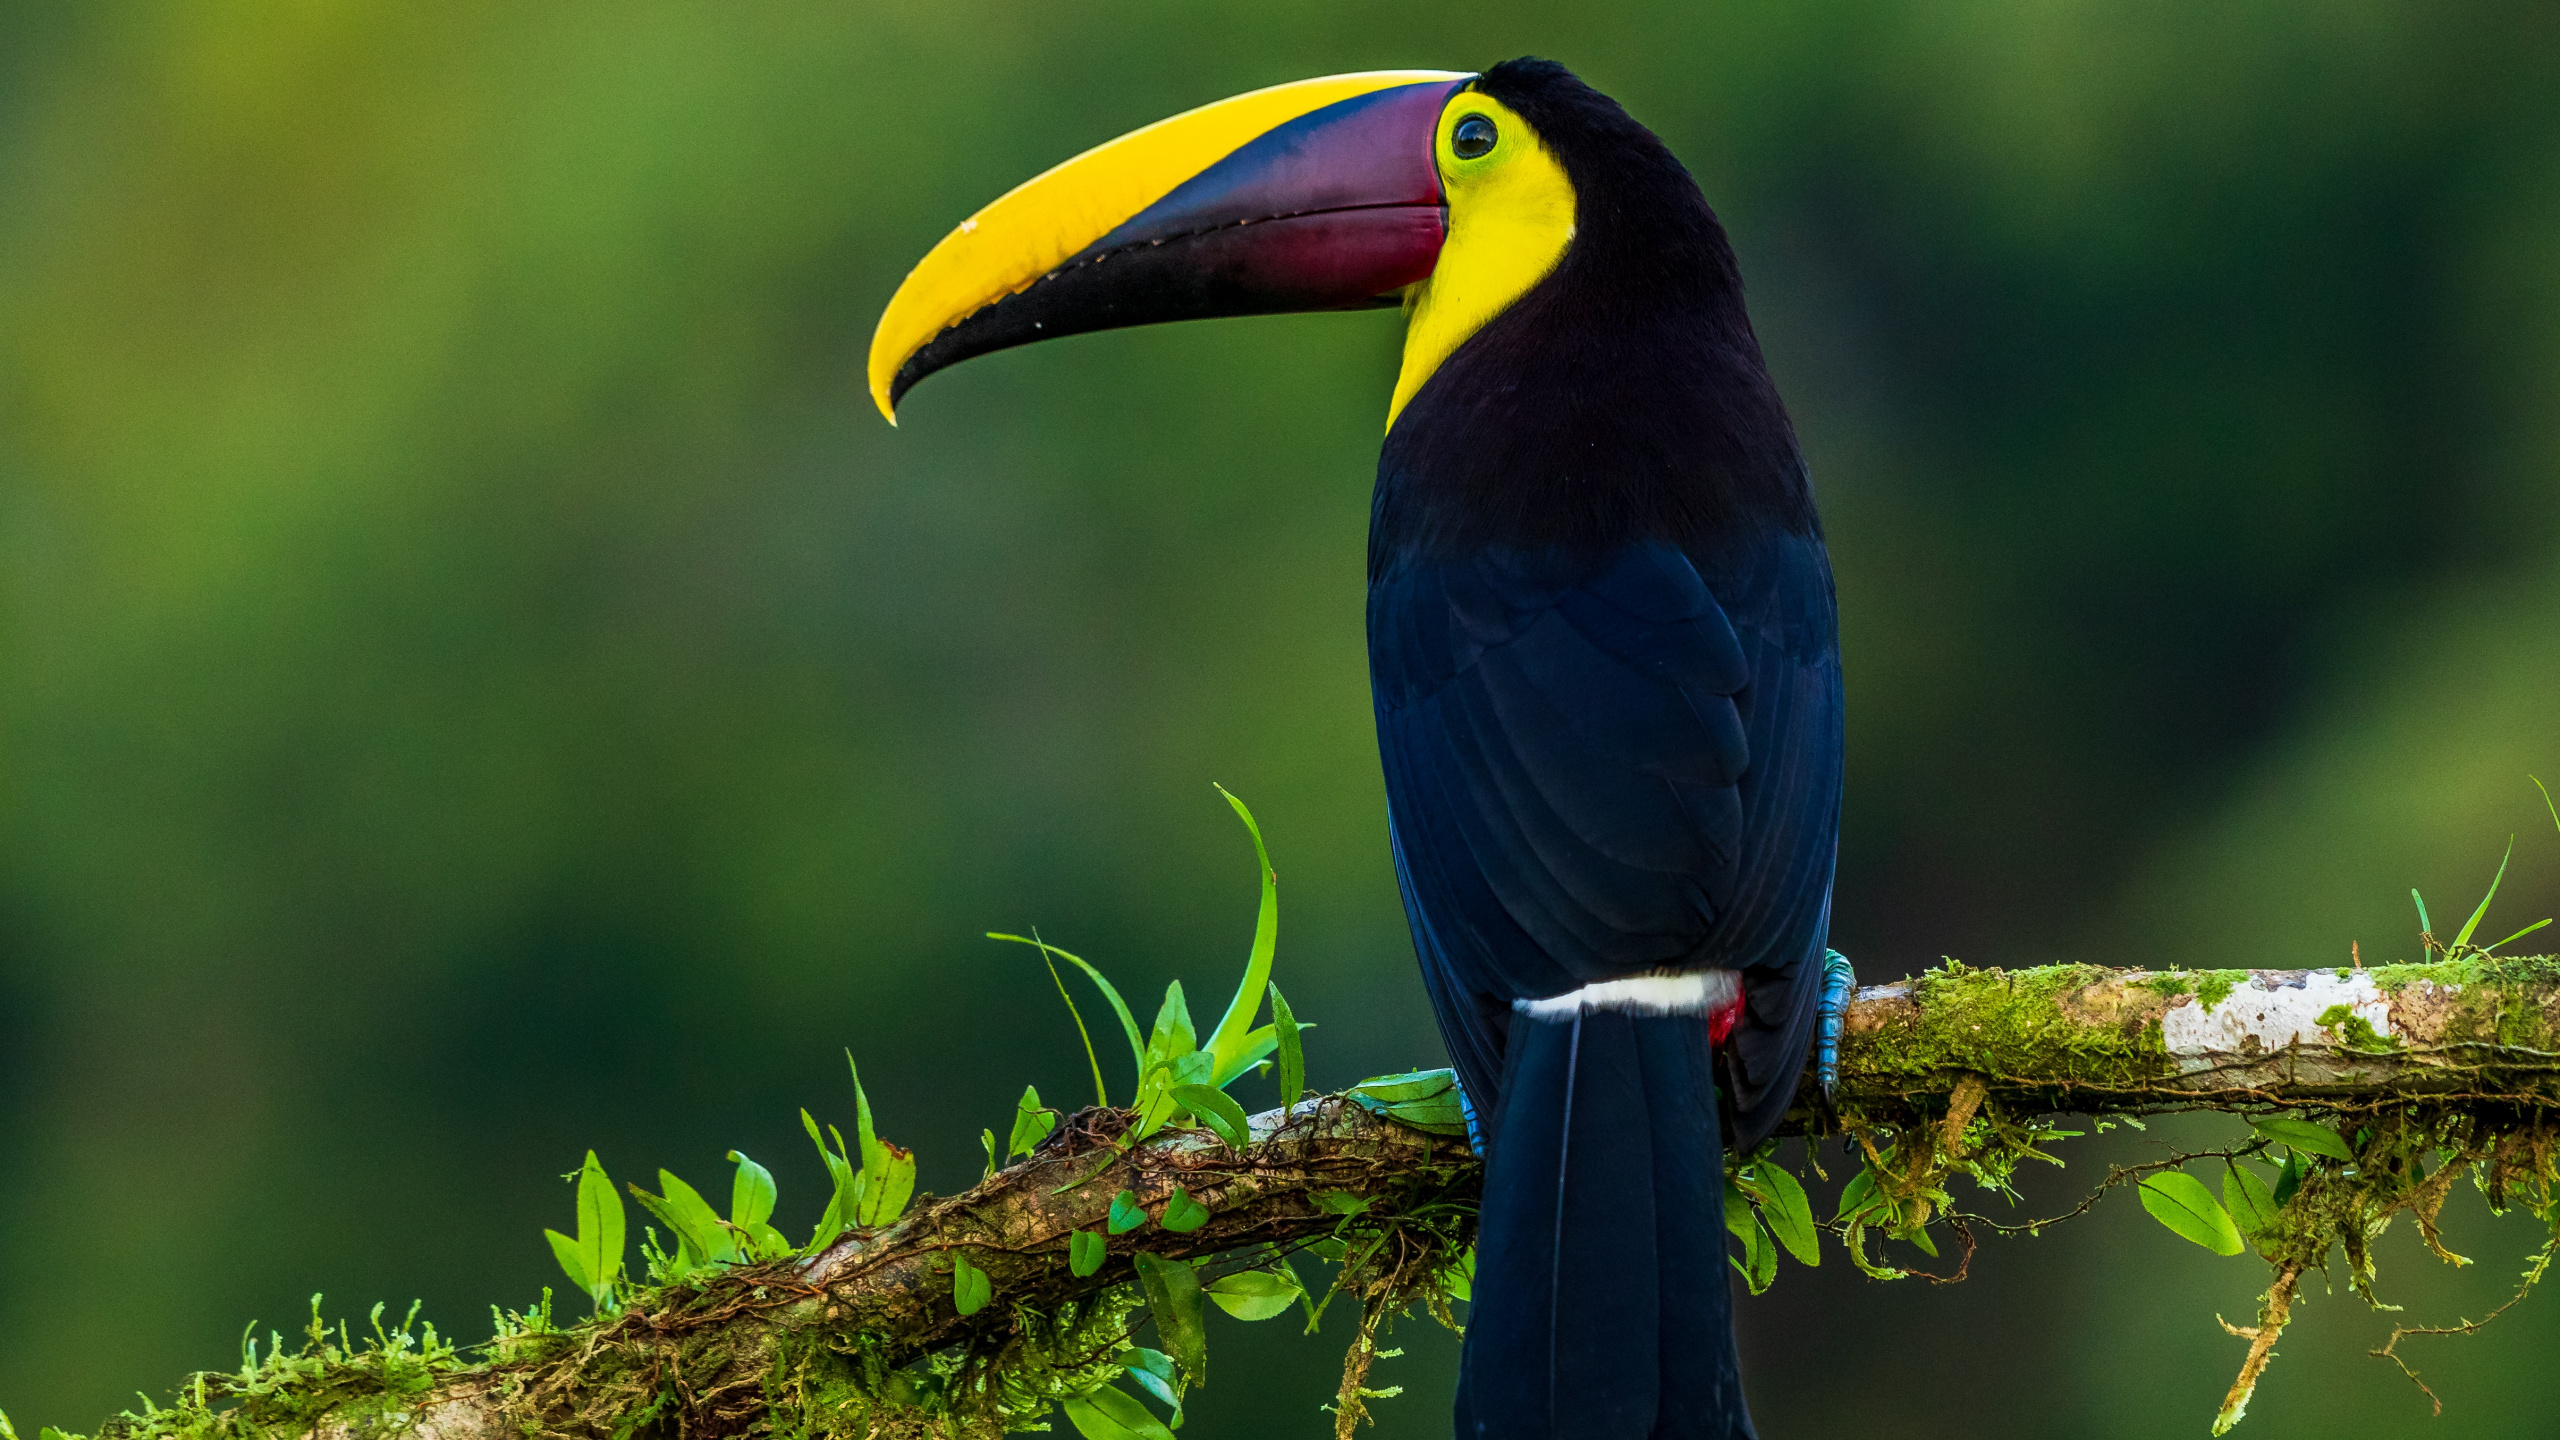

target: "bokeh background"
[5,2,2560,1436]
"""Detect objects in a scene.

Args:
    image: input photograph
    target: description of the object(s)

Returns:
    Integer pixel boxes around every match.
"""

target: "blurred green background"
[5,2,2560,1436]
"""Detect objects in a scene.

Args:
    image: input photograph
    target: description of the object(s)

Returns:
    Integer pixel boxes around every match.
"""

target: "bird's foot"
[1816,949,1856,1101]
[1456,1077,1485,1155]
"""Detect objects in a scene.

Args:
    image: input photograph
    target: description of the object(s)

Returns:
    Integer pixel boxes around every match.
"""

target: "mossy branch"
[55,955,2560,1440]
[1813,954,2560,1125]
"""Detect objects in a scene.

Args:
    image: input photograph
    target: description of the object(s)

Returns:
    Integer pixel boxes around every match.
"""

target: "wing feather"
[1372,534,1840,1144]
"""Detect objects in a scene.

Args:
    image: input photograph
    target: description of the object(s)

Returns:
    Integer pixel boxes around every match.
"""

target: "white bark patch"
[2160,971,2394,1068]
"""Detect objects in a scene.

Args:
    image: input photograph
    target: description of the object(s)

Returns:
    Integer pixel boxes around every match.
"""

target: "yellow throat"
[1388,91,1579,429]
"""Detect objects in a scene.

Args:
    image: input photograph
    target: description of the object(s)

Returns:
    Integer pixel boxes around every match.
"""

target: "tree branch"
[78,958,2560,1440]
[1814,958,2560,1122]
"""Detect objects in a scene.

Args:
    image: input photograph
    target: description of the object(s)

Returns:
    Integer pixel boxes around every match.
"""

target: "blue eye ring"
[1451,114,1497,159]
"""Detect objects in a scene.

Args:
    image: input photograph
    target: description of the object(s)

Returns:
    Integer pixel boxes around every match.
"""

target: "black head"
[1375,58,1813,568]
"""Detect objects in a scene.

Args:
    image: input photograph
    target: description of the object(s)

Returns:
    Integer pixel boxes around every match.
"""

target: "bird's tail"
[1455,1007,1754,1440]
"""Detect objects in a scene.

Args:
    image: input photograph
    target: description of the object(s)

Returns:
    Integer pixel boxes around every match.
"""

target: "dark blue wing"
[1370,533,1842,1148]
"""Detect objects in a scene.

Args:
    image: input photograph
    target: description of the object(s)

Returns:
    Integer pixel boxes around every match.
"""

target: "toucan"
[870,59,1847,1440]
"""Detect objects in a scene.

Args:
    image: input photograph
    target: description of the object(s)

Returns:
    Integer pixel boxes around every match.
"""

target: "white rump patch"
[2160,970,2395,1060]
[1515,970,1741,1021]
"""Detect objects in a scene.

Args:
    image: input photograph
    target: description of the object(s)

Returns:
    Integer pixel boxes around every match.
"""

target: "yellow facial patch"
[1387,92,1577,428]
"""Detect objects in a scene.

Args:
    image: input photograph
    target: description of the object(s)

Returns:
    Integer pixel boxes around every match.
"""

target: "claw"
[1457,1077,1485,1155]
[1816,949,1856,1102]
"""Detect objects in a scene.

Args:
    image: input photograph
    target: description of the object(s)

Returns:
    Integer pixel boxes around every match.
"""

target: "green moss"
[756,1288,1143,1440]
[1841,961,2173,1097]
[2192,971,2242,1011]
[2130,968,2246,1012]
[2363,954,2560,991]
[2314,1004,2400,1052]
[2346,954,2560,1050]
[48,1299,473,1440]
[2478,953,2560,988]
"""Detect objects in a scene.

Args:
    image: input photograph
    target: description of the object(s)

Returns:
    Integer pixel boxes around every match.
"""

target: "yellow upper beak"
[868,69,1472,423]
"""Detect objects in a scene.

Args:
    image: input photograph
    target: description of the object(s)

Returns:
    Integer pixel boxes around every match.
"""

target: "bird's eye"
[1451,114,1497,159]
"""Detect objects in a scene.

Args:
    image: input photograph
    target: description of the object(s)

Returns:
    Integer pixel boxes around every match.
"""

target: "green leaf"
[1131,983,1201,1137]
[1119,1347,1185,1421]
[1347,1068,1469,1136]
[1147,983,1199,1072]
[1026,931,1108,1107]
[1109,1189,1150,1235]
[2485,917,2554,953]
[1171,1084,1252,1150]
[1724,1183,1776,1293]
[2251,1116,2353,1162]
[660,1169,733,1263]
[1349,1068,1456,1102]
[1070,1228,1109,1278]
[803,1108,850,1182]
[1063,1387,1175,1440]
[982,1128,1000,1180]
[990,932,1146,1101]
[1205,1267,1304,1321]
[850,1054,886,1179]
[2451,836,2518,952]
[802,1111,867,1251]
[1312,1190,1370,1216]
[857,1143,917,1228]
[951,1252,992,1316]
[1159,1186,1211,1233]
[1133,1252,1208,1385]
[843,1056,916,1227]
[2411,888,2434,937]
[726,1150,777,1230]
[1217,1026,1279,1084]
[1381,1096,1468,1135]
[628,1170,730,1275]
[2223,1161,2279,1239]
[1737,1160,1820,1267]
[1175,1049,1216,1085]
[1011,1085,1058,1160]
[570,1150,624,1307]
[1121,1344,1179,1387]
[1203,785,1280,1088]
[2271,1150,2304,1208]
[1269,982,1305,1107]
[545,1228,592,1294]
[803,1108,851,1213]
[1835,1166,1883,1223]
[1722,1178,1758,1245]
[1440,1247,1474,1303]
[1746,1215,1779,1292]
[1135,1058,1215,1142]
[2139,1171,2245,1256]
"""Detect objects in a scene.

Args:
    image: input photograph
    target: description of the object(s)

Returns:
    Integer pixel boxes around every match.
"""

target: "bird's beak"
[868,70,1476,422]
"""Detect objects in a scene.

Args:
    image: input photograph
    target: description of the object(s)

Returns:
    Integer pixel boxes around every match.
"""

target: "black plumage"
[1369,60,1842,1440]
